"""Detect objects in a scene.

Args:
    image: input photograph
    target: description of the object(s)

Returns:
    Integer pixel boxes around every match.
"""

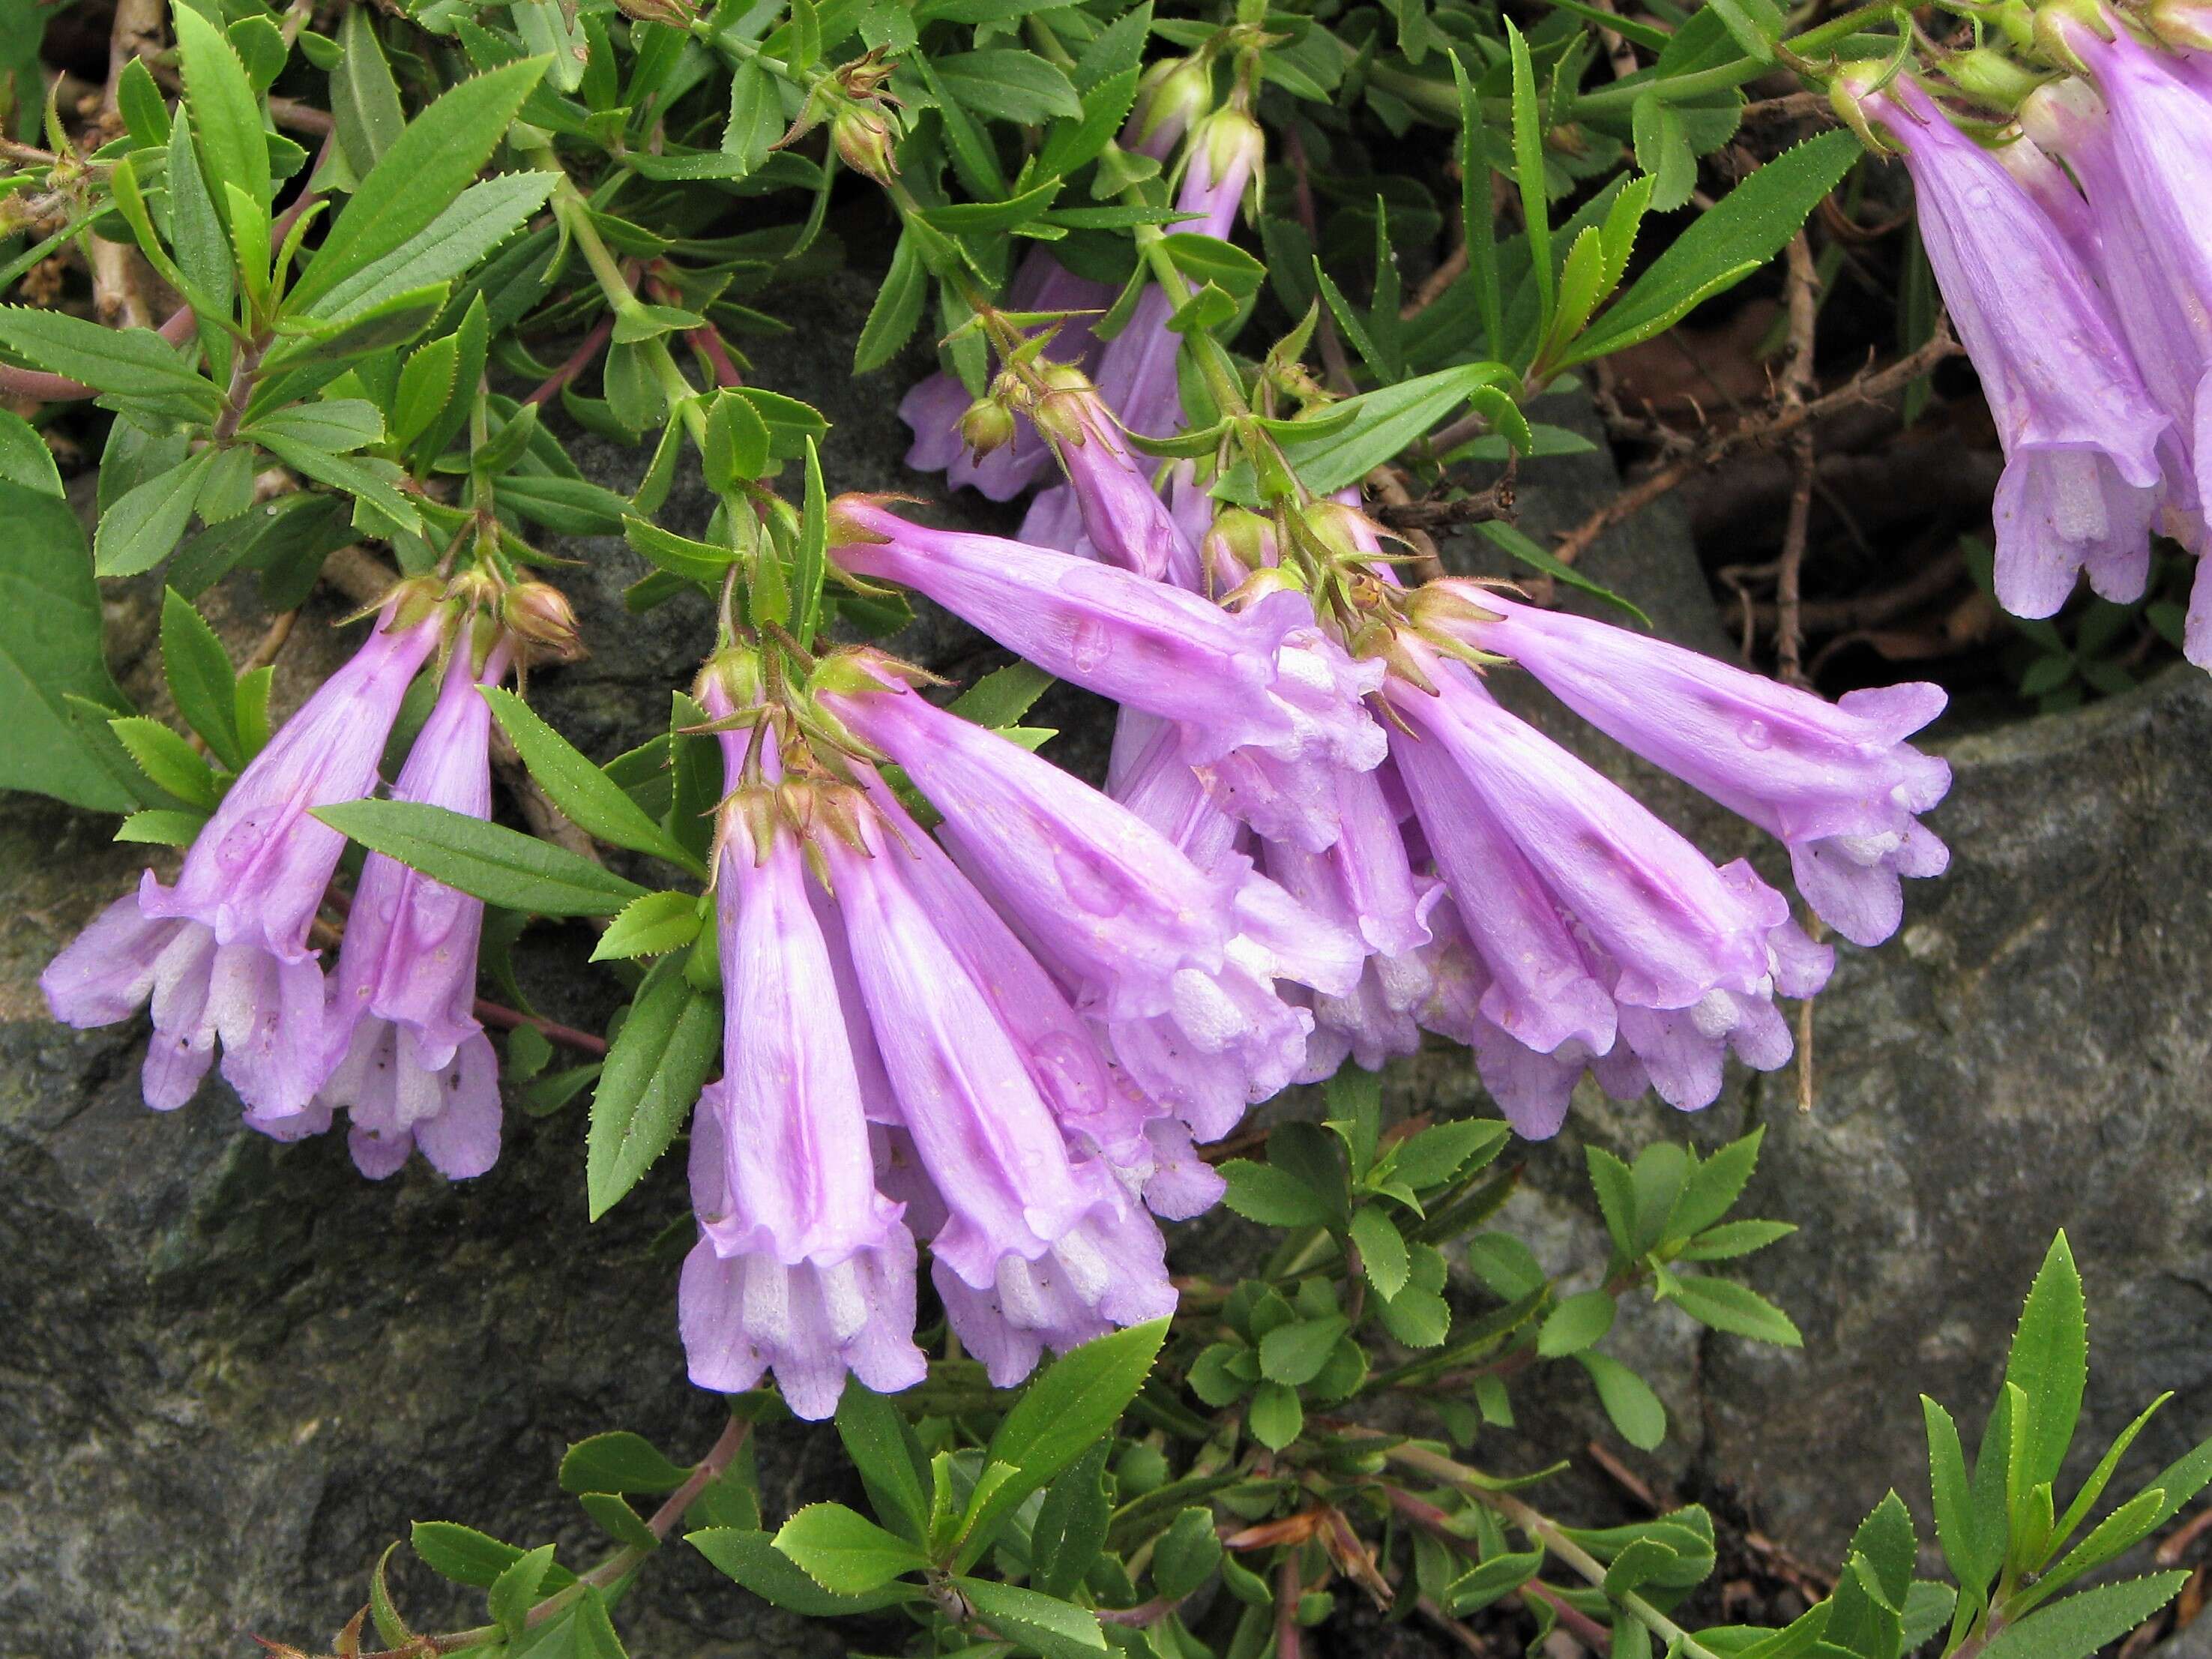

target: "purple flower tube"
[677,708,924,1417]
[1423,585,1952,946]
[1860,74,2170,621]
[41,594,446,1119]
[256,639,514,1177]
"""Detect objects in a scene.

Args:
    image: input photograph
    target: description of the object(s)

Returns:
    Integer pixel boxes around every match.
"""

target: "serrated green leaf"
[95,451,218,579]
[1220,1159,1333,1228]
[1351,1208,1411,1301]
[172,1,270,233]
[591,890,704,962]
[837,1385,932,1544]
[315,799,647,914]
[585,954,718,1218]
[773,1502,927,1595]
[1666,1275,1802,1347]
[687,1527,919,1616]
[482,687,703,872]
[2006,1231,2088,1495]
[289,58,549,314]
[1979,1574,2187,1659]
[160,588,241,770]
[959,1577,1108,1659]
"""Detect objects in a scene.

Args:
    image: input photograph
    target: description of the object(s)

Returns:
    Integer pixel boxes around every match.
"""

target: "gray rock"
[7,263,2211,1659]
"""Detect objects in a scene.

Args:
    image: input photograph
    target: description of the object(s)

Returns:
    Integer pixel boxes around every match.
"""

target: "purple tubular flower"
[830,500,1387,806]
[1037,373,1208,588]
[1388,654,1830,1118]
[1262,763,1441,1070]
[41,597,444,1118]
[280,642,515,1178]
[1863,76,2170,621]
[2024,27,2212,661]
[1429,586,1952,946]
[819,812,1175,1387]
[678,715,924,1418]
[855,770,1219,1217]
[826,675,1357,1144]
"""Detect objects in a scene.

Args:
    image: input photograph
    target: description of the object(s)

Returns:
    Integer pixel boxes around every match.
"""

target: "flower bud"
[959,397,1016,460]
[2031,0,2114,74]
[696,645,765,716]
[832,104,899,181]
[2146,0,2212,49]
[1941,46,2048,110]
[1132,55,1213,148]
[1827,63,1895,152]
[1196,107,1265,198]
[502,581,585,663]
[1202,506,1277,585]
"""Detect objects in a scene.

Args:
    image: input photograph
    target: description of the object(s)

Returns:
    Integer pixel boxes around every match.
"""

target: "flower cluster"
[1842,7,2212,666]
[40,582,566,1181]
[889,100,1952,1144]
[674,646,1371,1406]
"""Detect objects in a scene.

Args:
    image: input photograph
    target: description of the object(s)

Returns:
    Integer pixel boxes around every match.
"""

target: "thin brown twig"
[1776,232,1820,687]
[472,998,609,1059]
[1543,321,1960,571]
[1368,466,1449,584]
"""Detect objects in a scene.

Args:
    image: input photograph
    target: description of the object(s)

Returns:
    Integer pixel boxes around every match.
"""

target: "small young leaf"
[590,891,704,962]
[1666,1276,1802,1347]
[1537,1289,1617,1358]
[558,1431,693,1494]
[1579,1352,1666,1451]
[1248,1379,1304,1450]
[1350,1208,1411,1301]
[772,1502,929,1595]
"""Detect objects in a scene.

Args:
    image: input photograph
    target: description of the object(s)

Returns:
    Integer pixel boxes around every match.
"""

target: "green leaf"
[1447,1549,1544,1615]
[1217,364,1511,504]
[585,954,719,1219]
[1666,1275,1802,1347]
[2005,1231,2088,1495]
[687,1528,918,1616]
[0,308,219,409]
[1248,1379,1303,1450]
[95,451,217,578]
[0,481,139,810]
[334,4,406,176]
[624,516,737,584]
[960,1577,1108,1659]
[855,229,927,374]
[1030,1441,1112,1601]
[570,1584,627,1659]
[1537,1289,1617,1357]
[591,890,704,962]
[1220,1159,1333,1228]
[722,59,780,177]
[558,1430,693,1494]
[1506,20,1552,334]
[1573,130,1859,361]
[393,334,461,448]
[1259,1316,1351,1387]
[935,49,1083,123]
[986,1319,1169,1497]
[245,397,387,453]
[1392,1118,1507,1190]
[1923,1396,1992,1595]
[314,799,648,915]
[159,588,241,770]
[1677,1220,1796,1261]
[253,437,422,535]
[837,1385,932,1544]
[171,1,271,232]
[412,1521,576,1591]
[949,661,1055,730]
[2141,1433,2212,1529]
[1671,1128,1763,1238]
[922,179,1065,235]
[1472,520,1653,626]
[773,1502,928,1595]
[1376,1286,1451,1349]
[289,58,549,314]
[311,172,557,321]
[1978,1574,2187,1659]
[108,715,217,808]
[263,284,450,370]
[1149,1504,1223,1602]
[578,1491,658,1550]
[1579,1352,1666,1451]
[115,809,208,845]
[0,408,59,496]
[2028,1487,2169,1606]
[1351,1208,1411,1301]
[487,1543,555,1641]
[482,687,703,872]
